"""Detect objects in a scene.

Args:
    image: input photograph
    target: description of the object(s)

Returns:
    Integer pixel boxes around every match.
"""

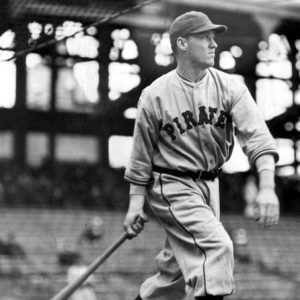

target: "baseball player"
[123,11,280,300]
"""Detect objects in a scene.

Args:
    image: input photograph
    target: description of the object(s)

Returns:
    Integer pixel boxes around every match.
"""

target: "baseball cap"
[169,11,227,43]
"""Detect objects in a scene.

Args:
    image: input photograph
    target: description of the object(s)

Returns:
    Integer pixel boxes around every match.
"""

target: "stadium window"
[110,28,138,61]
[218,45,243,72]
[256,33,293,120]
[0,29,15,49]
[296,140,300,161]
[109,135,133,168]
[296,118,300,131]
[124,107,137,119]
[276,138,295,167]
[222,136,250,173]
[151,32,174,67]
[297,166,300,176]
[26,132,49,167]
[296,40,300,65]
[255,34,297,173]
[108,29,140,101]
[56,60,99,112]
[108,62,140,101]
[256,60,292,79]
[275,138,296,177]
[256,79,293,120]
[219,51,236,70]
[0,131,14,159]
[28,22,43,41]
[0,30,16,108]
[295,85,300,104]
[26,53,51,110]
[52,21,100,113]
[230,45,243,58]
[65,34,99,59]
[277,166,295,177]
[55,21,85,41]
[257,34,290,63]
[122,39,138,60]
[0,58,15,108]
[55,134,99,163]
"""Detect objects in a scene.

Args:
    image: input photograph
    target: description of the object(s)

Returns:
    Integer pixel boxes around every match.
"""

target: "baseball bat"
[50,216,147,300]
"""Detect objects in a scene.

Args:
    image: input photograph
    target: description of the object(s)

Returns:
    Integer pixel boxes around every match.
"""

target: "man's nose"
[210,38,218,48]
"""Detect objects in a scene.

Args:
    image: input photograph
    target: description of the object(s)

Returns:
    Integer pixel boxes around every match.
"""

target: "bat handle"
[135,214,148,226]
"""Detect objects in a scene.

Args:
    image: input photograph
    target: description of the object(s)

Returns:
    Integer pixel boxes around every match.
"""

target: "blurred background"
[0,0,299,299]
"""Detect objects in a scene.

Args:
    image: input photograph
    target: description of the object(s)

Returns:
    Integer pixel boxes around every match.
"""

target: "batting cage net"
[0,1,300,300]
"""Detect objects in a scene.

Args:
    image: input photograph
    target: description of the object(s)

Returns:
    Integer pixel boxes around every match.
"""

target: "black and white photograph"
[0,0,299,299]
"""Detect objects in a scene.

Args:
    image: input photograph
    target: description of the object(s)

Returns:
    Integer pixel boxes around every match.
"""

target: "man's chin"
[198,60,215,69]
[208,60,215,67]
[204,62,214,68]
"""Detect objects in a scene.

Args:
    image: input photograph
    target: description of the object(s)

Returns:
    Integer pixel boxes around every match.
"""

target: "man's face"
[184,31,218,68]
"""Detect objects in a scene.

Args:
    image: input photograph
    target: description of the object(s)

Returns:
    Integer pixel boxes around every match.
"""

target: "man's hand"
[123,195,148,238]
[254,187,280,227]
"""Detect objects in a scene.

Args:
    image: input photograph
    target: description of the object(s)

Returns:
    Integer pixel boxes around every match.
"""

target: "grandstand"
[0,209,299,300]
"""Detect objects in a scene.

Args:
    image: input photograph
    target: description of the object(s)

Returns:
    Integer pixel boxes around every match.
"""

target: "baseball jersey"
[124,68,278,186]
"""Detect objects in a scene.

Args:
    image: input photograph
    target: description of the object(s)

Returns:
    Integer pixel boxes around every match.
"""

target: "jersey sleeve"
[124,90,160,186]
[229,79,279,167]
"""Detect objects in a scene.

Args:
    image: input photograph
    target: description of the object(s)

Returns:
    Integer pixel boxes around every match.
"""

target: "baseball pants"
[139,172,235,300]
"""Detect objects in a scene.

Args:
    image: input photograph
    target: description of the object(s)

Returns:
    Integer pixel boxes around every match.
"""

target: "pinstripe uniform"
[124,67,278,299]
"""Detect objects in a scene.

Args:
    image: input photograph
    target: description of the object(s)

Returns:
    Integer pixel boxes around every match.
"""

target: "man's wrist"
[259,185,275,190]
[257,168,275,190]
[129,194,145,211]
[130,184,146,196]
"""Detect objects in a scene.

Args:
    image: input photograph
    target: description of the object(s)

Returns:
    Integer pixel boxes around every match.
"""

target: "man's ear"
[177,37,188,51]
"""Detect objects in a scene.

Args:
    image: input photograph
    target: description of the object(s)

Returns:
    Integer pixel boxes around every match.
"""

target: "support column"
[289,38,299,174]
[48,51,57,174]
[97,26,112,167]
[14,24,28,168]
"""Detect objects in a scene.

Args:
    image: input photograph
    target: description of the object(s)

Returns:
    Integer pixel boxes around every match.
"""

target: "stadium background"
[0,0,300,299]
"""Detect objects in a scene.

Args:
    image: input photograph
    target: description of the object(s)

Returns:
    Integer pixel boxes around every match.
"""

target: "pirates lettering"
[162,123,176,141]
[163,106,230,141]
[198,106,210,125]
[215,110,228,129]
[181,110,198,129]
[173,117,185,134]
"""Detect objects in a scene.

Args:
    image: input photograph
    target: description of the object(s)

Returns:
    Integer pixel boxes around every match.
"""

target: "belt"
[152,165,222,181]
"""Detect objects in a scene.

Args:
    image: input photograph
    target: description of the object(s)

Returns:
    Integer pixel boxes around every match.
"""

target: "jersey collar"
[176,69,208,87]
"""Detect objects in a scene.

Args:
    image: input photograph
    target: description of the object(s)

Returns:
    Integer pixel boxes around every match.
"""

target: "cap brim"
[190,24,227,35]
